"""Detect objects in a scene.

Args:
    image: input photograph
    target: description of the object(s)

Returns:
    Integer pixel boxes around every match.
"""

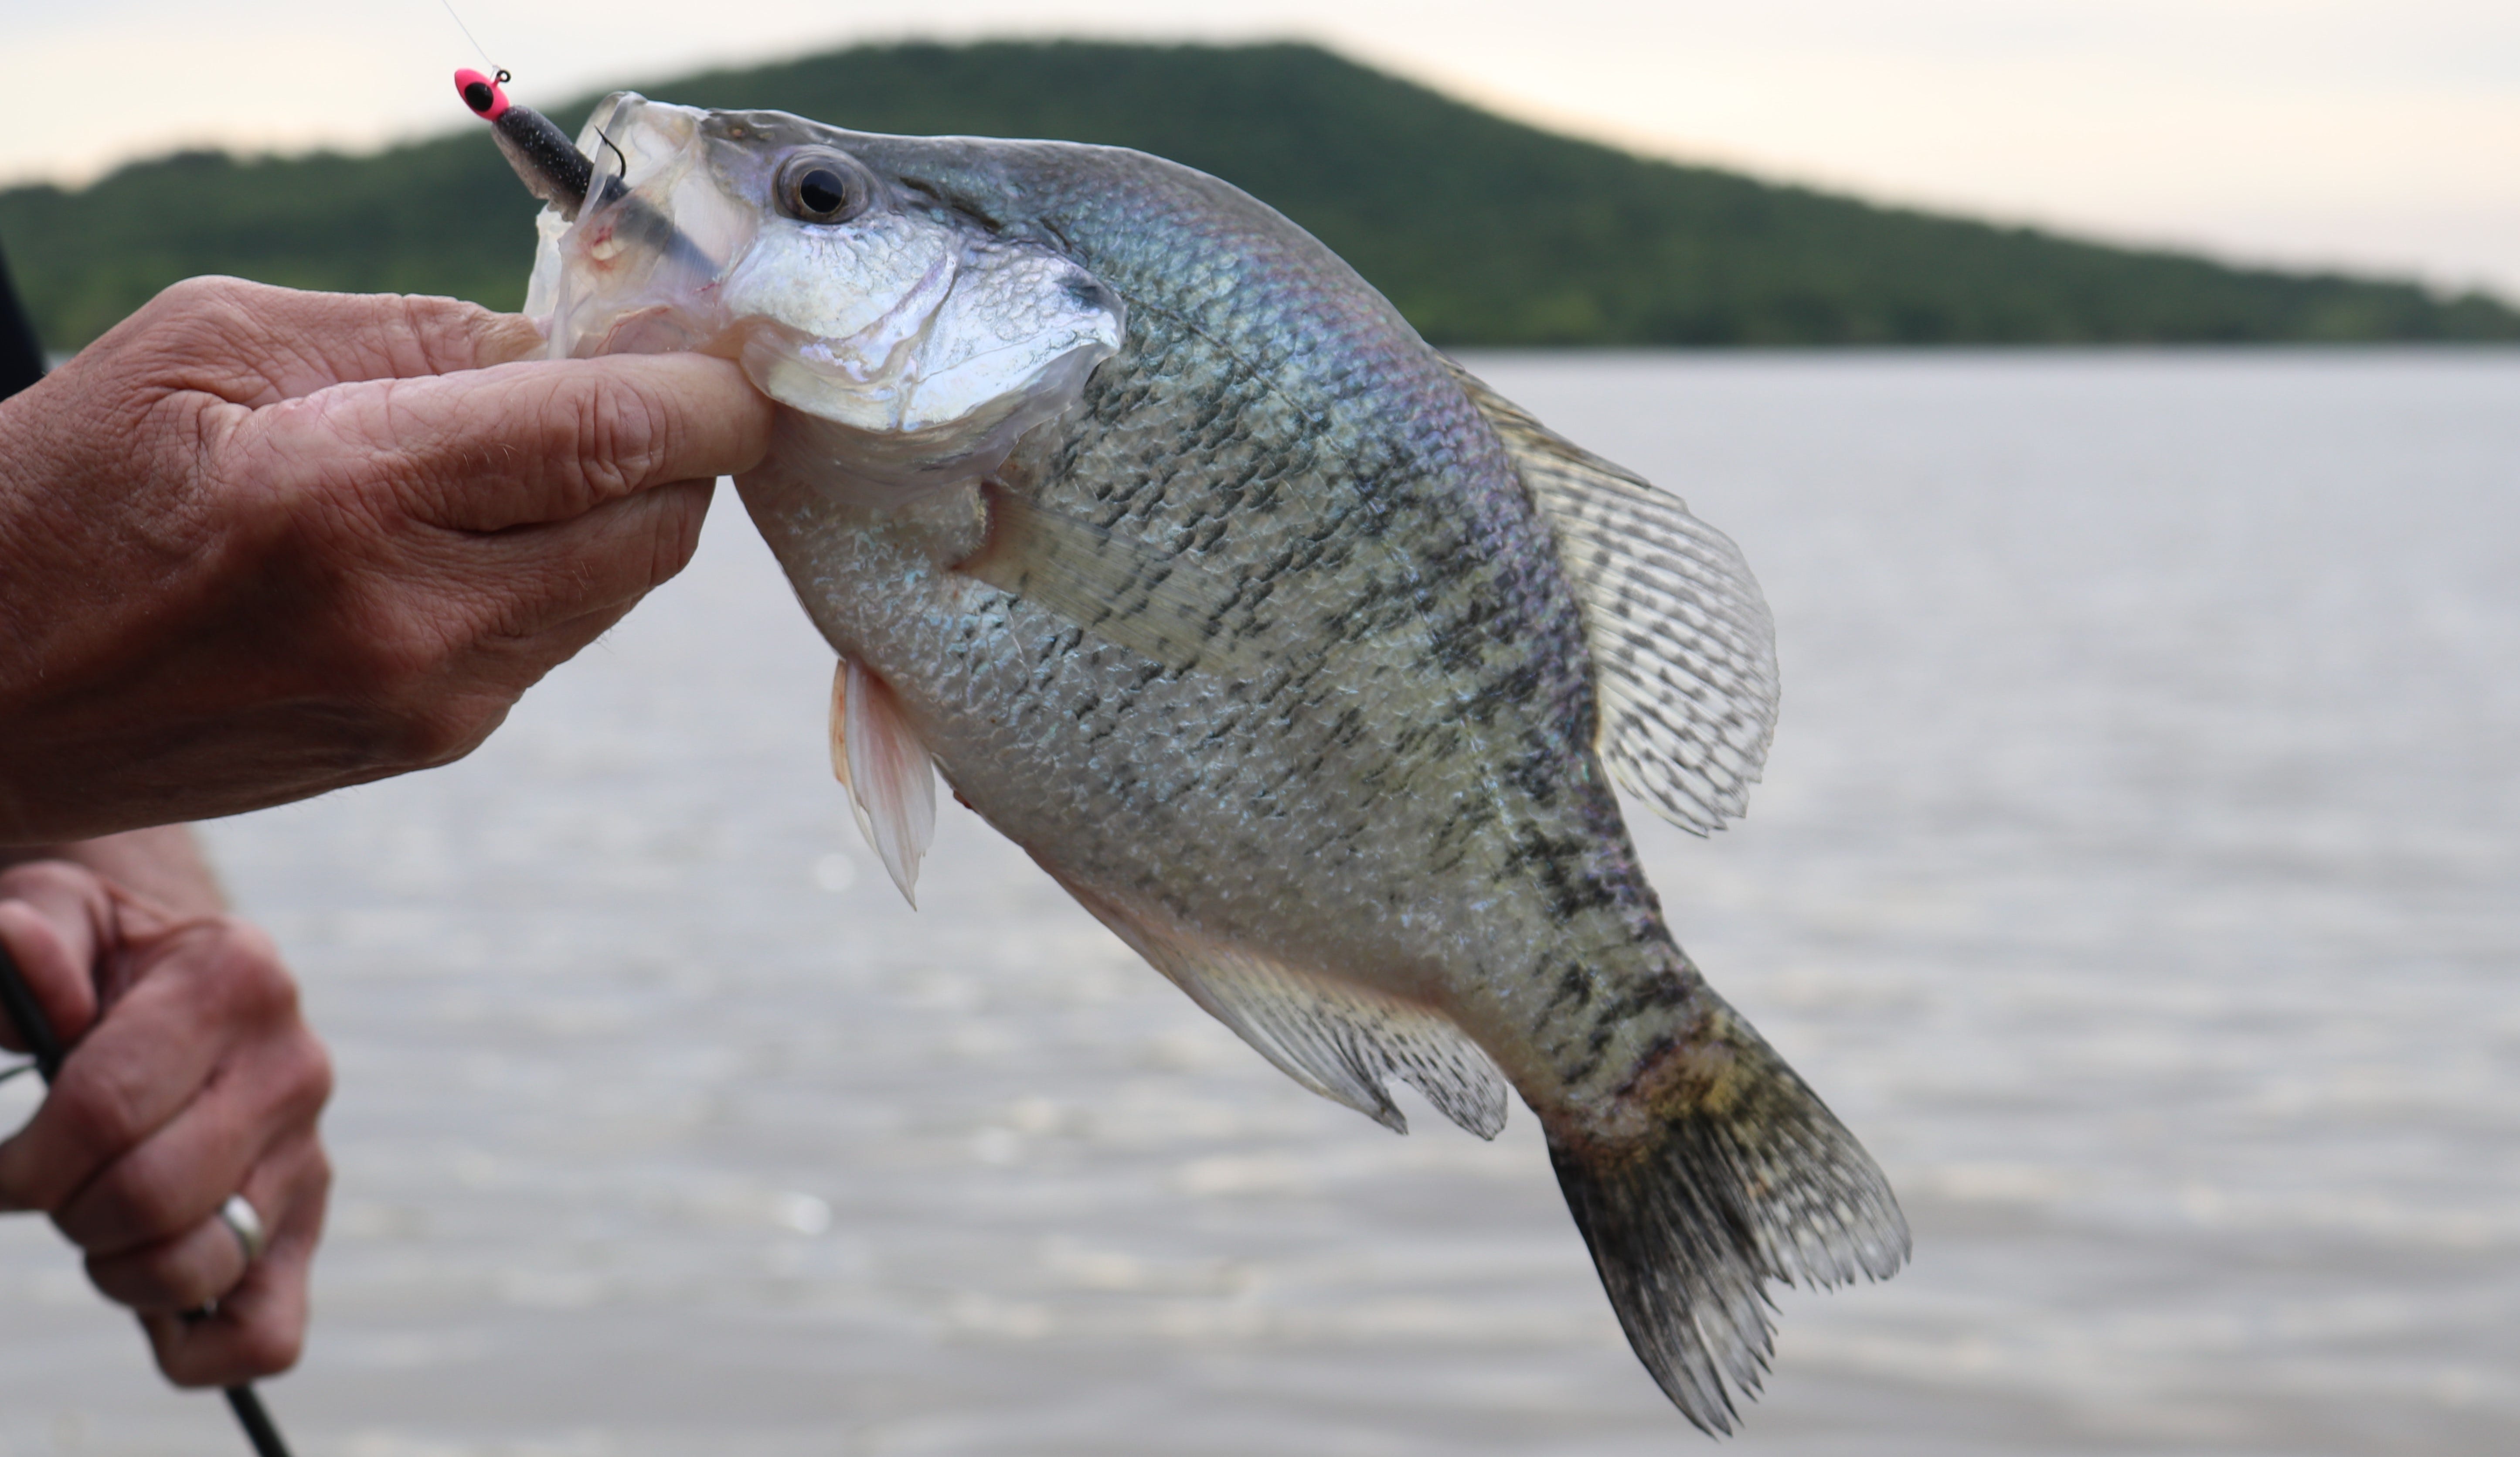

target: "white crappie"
[523,93,1907,1432]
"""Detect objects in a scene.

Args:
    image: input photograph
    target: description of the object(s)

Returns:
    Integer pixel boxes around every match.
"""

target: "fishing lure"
[455,69,718,284]
[456,68,595,214]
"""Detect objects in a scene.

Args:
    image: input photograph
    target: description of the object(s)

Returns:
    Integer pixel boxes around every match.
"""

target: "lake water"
[4,351,2516,1457]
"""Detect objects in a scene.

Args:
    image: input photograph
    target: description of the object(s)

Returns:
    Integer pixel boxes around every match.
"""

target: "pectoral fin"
[958,486,1263,675]
[832,657,935,907]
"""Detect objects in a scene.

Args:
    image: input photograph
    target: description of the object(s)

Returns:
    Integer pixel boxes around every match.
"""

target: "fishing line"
[435,0,501,74]
[0,941,295,1457]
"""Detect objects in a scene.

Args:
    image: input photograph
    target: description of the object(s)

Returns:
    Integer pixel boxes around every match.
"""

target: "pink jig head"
[455,68,511,121]
[454,67,595,215]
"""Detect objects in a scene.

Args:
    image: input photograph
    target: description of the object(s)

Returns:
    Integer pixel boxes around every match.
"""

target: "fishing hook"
[596,127,631,181]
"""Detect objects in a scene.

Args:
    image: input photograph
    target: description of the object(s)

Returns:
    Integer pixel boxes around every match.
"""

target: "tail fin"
[1545,1018,1908,1435]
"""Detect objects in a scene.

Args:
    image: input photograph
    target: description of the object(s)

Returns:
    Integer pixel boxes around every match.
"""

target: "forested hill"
[4,40,2513,351]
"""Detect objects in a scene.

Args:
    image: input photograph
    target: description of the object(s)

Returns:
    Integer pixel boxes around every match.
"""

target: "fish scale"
[1013,341,1586,968]
[520,91,1907,1434]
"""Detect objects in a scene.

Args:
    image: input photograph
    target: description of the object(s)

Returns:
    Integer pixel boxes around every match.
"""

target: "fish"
[514,92,1908,1433]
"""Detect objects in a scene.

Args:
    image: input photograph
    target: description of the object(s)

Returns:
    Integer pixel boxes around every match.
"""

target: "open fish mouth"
[527,93,1126,497]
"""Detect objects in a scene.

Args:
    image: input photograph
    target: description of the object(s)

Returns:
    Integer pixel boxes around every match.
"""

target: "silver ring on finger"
[215,1194,268,1265]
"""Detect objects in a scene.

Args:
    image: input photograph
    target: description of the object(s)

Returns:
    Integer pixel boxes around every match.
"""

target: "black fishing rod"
[0,940,294,1457]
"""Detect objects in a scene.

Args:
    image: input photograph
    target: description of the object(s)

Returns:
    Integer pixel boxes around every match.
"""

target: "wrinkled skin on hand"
[0,277,774,843]
[0,839,331,1386]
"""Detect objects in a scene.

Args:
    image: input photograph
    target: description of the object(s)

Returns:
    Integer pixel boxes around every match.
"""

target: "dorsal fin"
[1049,874,1509,1140]
[1442,361,1779,835]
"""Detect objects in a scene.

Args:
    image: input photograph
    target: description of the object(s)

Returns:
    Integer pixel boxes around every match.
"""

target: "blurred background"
[2,4,2515,1454]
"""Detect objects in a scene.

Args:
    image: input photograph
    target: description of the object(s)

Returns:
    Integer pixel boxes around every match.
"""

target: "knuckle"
[294,1034,337,1112]
[647,483,710,587]
[411,294,540,371]
[400,293,482,360]
[154,275,248,317]
[156,1350,216,1390]
[201,920,294,1018]
[163,922,271,1028]
[231,1315,306,1378]
[82,1160,196,1247]
[156,1336,230,1390]
[51,1061,153,1168]
[285,1138,334,1229]
[88,1241,218,1314]
[150,277,269,356]
[338,598,460,701]
[305,605,495,769]
[271,1028,336,1122]
[152,276,217,311]
[573,377,667,501]
[397,695,506,770]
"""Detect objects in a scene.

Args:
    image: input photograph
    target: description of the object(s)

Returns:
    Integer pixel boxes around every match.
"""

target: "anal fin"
[1049,874,1509,1140]
[831,656,936,907]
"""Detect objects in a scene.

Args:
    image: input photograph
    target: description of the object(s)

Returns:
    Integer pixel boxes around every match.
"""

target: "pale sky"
[3,0,2514,296]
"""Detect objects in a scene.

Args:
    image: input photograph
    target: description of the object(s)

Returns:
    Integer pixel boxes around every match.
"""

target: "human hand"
[0,858,332,1386]
[0,277,774,842]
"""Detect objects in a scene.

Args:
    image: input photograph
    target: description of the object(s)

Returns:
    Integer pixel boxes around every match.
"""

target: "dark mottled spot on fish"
[1547,964,1595,1016]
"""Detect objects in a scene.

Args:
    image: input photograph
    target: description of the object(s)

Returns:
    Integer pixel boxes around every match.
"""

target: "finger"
[85,1199,247,1314]
[47,829,234,922]
[87,1126,316,1315]
[120,278,548,408]
[0,863,110,1055]
[248,351,770,533]
[140,1136,329,1387]
[429,475,716,644]
[314,480,715,777]
[355,585,690,779]
[0,919,275,1212]
[269,476,711,782]
[52,996,329,1256]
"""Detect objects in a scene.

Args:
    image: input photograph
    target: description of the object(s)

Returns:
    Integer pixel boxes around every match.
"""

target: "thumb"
[0,863,112,1055]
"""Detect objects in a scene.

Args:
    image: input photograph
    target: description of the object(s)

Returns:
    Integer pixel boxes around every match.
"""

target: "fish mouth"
[533,95,762,363]
[529,94,1126,497]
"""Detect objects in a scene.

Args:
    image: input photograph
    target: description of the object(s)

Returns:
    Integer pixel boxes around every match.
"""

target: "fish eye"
[777,151,870,225]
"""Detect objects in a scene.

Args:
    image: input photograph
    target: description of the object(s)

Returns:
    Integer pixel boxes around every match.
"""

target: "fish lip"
[541,95,762,360]
[542,96,1123,487]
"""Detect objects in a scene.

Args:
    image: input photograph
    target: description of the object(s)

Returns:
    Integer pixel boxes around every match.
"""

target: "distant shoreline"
[6,41,2511,352]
